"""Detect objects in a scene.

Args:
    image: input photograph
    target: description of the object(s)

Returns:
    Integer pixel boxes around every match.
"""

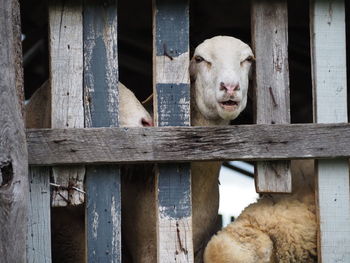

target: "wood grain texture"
[310,0,350,261]
[252,0,291,193]
[27,167,52,263]
[0,0,29,261]
[157,164,193,262]
[153,0,193,261]
[83,1,121,262]
[27,123,350,165]
[49,0,85,207]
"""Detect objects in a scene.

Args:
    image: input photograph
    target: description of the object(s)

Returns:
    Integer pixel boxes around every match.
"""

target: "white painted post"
[310,0,350,261]
[49,0,85,207]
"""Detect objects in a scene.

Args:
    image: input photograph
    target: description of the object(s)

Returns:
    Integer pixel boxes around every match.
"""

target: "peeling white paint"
[110,195,120,262]
[92,204,99,239]
[156,52,190,84]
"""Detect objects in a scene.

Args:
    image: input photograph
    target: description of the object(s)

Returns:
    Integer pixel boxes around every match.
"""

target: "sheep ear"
[189,58,197,82]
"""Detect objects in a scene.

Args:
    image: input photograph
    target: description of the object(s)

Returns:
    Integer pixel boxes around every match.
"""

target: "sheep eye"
[194,55,204,63]
[242,56,254,64]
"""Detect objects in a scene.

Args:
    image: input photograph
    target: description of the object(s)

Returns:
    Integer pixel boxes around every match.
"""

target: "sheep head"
[190,36,254,123]
[119,83,153,127]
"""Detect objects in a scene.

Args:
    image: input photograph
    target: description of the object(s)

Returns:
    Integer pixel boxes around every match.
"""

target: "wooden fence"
[0,0,349,262]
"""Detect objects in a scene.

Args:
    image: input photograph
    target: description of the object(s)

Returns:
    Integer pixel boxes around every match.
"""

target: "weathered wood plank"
[252,0,291,193]
[83,0,121,262]
[310,0,350,261]
[27,123,350,164]
[27,167,52,263]
[49,0,85,207]
[0,0,29,261]
[153,0,193,262]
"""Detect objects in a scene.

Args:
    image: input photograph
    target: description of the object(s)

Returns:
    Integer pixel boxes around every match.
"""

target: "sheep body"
[204,160,317,263]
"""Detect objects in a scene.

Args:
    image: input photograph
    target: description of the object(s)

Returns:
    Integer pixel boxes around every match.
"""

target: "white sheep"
[26,81,153,129]
[122,36,255,263]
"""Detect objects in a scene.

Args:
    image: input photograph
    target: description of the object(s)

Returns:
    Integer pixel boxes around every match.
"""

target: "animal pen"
[1,0,349,262]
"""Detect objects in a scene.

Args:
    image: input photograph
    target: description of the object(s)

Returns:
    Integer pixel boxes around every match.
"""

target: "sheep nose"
[141,118,153,127]
[219,82,240,95]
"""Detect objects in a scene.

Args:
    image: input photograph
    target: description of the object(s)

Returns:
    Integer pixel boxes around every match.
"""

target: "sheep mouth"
[219,100,239,110]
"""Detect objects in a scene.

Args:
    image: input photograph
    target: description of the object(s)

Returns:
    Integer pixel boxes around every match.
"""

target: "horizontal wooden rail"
[27,123,350,165]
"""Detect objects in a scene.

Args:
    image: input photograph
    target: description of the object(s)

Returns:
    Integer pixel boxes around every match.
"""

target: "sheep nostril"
[141,118,153,127]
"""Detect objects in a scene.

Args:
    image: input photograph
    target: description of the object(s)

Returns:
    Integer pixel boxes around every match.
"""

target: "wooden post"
[26,81,52,263]
[27,168,52,263]
[153,0,194,262]
[49,0,85,207]
[83,1,121,262]
[251,0,292,193]
[0,0,29,261]
[310,0,350,261]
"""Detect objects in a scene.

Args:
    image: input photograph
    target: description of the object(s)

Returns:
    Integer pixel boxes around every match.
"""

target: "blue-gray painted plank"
[83,0,121,262]
[156,84,190,126]
[154,0,193,261]
[86,166,121,262]
[155,0,189,56]
[158,164,191,218]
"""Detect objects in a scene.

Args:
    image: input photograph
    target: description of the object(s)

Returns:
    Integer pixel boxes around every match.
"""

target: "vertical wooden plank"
[83,1,121,262]
[310,0,350,261]
[251,0,292,193]
[153,0,193,262]
[49,0,85,207]
[27,167,52,263]
[0,0,29,261]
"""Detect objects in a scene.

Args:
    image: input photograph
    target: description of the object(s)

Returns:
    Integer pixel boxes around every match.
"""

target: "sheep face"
[119,83,153,127]
[190,36,254,122]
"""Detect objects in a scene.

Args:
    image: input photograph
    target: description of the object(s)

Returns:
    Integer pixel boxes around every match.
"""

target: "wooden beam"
[252,0,291,193]
[49,0,85,207]
[27,167,52,263]
[153,0,193,262]
[0,0,29,261]
[27,123,350,165]
[83,1,121,262]
[310,0,350,261]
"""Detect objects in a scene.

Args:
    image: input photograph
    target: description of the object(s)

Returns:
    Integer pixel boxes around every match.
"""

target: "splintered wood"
[153,0,194,262]
[252,0,291,193]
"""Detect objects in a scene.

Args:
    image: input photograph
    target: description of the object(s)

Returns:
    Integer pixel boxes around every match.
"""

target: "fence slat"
[49,0,85,207]
[310,0,350,261]
[0,0,29,261]
[27,123,350,164]
[252,0,291,193]
[153,0,193,262]
[27,167,52,263]
[83,1,121,262]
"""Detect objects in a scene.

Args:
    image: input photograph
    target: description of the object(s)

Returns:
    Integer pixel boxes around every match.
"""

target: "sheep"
[26,81,153,263]
[122,36,255,263]
[203,160,317,263]
[26,80,153,129]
